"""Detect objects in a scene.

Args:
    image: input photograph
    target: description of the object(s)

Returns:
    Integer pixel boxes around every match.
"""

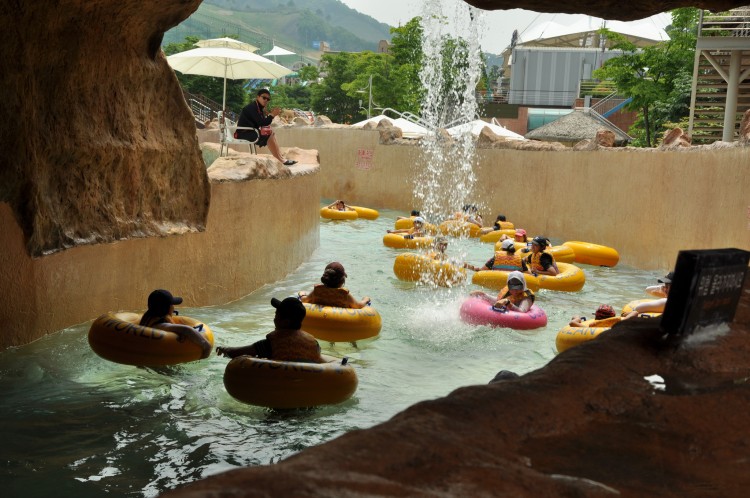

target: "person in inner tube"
[396,209,421,221]
[523,236,558,276]
[216,297,323,363]
[569,304,621,327]
[139,289,212,359]
[470,271,535,313]
[387,216,426,238]
[326,199,356,212]
[299,262,371,309]
[623,271,673,317]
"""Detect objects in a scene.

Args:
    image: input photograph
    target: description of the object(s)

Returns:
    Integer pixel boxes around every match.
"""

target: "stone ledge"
[207,147,319,183]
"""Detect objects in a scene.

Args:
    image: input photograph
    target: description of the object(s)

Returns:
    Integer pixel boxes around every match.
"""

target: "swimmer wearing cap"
[387,216,427,238]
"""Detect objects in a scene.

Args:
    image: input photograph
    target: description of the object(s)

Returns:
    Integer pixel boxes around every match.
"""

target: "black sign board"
[661,248,750,337]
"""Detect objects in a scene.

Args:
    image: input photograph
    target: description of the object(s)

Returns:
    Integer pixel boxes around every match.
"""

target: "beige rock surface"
[0,0,207,256]
[206,148,319,182]
[660,127,692,149]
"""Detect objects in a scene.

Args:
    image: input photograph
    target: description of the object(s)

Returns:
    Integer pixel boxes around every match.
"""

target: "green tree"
[310,52,360,123]
[297,65,320,83]
[267,84,313,110]
[593,8,699,147]
[162,36,248,113]
[388,17,424,114]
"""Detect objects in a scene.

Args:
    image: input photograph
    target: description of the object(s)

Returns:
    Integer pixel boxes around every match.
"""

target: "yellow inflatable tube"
[302,304,382,342]
[479,229,517,243]
[393,252,467,288]
[556,318,622,353]
[562,241,620,267]
[320,207,358,220]
[350,205,379,220]
[439,220,482,238]
[223,354,358,409]
[383,233,434,249]
[88,312,214,366]
[494,242,576,264]
[471,270,541,292]
[394,217,439,234]
[536,262,586,292]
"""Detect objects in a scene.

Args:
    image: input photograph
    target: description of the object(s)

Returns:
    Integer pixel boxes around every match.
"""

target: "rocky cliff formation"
[166,274,750,497]
[0,0,207,256]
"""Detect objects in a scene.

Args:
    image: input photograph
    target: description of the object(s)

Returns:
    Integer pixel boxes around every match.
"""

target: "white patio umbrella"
[195,37,259,52]
[166,46,292,115]
[263,45,296,59]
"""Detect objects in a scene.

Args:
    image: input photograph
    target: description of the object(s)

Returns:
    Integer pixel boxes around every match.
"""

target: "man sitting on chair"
[236,88,297,166]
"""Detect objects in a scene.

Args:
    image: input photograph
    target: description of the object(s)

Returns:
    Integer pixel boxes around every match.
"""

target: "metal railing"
[580,107,634,141]
[182,90,238,123]
[508,89,579,107]
[188,99,212,123]
[700,6,750,37]
[378,108,438,131]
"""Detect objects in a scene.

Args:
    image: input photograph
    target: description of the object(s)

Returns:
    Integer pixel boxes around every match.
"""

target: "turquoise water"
[0,206,662,497]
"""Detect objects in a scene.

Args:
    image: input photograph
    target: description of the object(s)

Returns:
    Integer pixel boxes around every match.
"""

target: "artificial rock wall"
[0,0,207,257]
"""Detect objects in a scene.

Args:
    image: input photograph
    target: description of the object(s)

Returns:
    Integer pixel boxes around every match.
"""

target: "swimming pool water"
[0,206,663,497]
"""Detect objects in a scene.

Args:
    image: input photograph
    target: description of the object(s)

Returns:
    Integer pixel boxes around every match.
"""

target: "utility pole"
[367,74,373,119]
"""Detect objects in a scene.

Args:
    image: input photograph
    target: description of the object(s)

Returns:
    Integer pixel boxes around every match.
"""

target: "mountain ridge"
[164,0,393,56]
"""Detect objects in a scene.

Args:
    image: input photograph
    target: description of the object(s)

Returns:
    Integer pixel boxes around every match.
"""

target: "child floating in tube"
[470,271,535,313]
[387,216,426,239]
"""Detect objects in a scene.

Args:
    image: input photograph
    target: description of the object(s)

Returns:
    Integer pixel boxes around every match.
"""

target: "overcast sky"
[339,0,671,55]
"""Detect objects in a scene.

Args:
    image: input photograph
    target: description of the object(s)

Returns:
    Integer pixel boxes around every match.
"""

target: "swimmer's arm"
[634,298,667,314]
[569,316,585,327]
[215,343,258,359]
[387,228,410,234]
[158,323,212,358]
[506,298,532,313]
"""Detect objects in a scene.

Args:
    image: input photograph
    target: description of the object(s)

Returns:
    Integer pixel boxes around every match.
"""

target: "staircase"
[689,7,750,144]
[182,90,238,125]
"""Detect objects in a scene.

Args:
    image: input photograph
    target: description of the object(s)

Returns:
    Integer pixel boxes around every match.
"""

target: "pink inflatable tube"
[459,297,548,330]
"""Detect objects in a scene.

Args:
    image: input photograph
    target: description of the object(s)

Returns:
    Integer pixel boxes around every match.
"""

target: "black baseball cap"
[147,289,182,316]
[271,297,307,323]
[658,272,674,284]
[531,236,547,248]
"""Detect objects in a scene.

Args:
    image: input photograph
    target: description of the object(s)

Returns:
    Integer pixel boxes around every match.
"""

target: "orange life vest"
[526,250,556,272]
[499,286,536,306]
[491,251,524,271]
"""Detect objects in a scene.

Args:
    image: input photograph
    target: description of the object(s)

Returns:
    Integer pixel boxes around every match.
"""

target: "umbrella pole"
[222,63,228,120]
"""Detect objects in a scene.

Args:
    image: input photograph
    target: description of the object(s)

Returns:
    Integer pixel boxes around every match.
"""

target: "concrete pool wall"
[277,127,749,271]
[0,166,320,349]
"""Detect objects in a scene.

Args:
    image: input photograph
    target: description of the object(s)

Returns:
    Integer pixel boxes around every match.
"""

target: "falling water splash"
[416,0,485,220]
[410,0,485,293]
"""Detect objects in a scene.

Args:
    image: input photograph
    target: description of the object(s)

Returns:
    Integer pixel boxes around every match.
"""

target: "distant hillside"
[164,0,393,56]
